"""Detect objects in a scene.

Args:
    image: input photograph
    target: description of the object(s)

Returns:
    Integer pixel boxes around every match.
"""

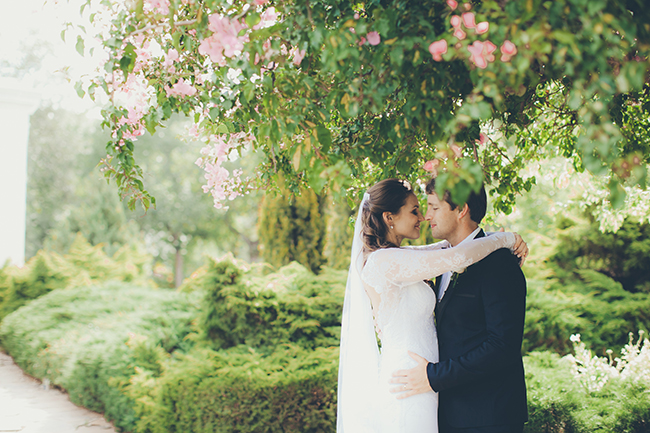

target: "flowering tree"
[75,0,650,211]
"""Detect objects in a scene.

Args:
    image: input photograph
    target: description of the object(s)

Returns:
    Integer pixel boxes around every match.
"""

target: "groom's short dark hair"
[425,177,487,224]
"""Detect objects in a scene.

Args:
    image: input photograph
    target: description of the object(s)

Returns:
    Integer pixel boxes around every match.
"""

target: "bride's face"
[388,193,424,244]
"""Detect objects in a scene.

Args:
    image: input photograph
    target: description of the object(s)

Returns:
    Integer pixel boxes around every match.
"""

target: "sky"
[0,0,104,113]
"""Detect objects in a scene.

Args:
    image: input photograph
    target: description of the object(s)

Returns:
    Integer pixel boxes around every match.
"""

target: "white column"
[0,78,40,267]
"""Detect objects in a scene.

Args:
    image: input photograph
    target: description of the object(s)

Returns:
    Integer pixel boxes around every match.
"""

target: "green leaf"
[390,46,404,66]
[245,12,261,28]
[144,114,158,135]
[119,43,137,77]
[162,102,172,119]
[306,160,327,194]
[316,126,332,152]
[608,179,626,209]
[75,35,85,56]
[74,81,85,98]
[87,82,97,101]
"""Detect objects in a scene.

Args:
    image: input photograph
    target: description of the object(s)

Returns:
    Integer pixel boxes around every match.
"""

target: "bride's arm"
[399,240,450,251]
[363,232,516,285]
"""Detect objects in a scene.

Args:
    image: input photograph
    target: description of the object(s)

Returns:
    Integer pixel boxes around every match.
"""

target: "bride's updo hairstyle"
[361,178,413,253]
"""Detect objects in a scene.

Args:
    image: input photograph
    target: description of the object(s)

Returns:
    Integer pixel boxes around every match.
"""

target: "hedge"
[0,234,153,321]
[2,254,650,432]
[0,281,197,432]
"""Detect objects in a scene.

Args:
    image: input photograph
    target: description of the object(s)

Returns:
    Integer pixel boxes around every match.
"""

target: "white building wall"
[0,79,40,267]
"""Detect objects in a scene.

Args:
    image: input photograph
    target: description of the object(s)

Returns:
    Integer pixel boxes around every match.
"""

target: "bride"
[337,179,526,432]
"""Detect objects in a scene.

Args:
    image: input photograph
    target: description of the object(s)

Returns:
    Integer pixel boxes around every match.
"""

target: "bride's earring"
[390,225,394,229]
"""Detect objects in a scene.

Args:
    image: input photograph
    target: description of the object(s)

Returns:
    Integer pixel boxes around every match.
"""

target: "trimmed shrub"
[126,345,338,433]
[185,255,346,352]
[523,334,650,433]
[0,234,153,321]
[0,282,197,432]
[524,352,583,433]
[550,216,650,293]
[524,269,650,355]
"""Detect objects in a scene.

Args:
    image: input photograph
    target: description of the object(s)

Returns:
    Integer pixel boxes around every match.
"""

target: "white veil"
[337,192,380,432]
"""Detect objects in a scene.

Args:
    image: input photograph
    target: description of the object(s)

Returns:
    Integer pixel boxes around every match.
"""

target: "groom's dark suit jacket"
[428,230,528,429]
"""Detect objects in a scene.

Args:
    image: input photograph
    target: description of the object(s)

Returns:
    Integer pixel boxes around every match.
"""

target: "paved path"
[0,352,116,433]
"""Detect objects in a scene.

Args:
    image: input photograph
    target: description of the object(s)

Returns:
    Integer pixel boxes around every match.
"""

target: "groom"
[391,178,528,433]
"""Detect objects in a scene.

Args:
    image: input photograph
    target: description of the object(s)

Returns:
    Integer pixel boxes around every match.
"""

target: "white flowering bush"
[565,331,650,393]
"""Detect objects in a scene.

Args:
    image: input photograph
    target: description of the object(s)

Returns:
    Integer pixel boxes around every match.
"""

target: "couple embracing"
[337,178,528,433]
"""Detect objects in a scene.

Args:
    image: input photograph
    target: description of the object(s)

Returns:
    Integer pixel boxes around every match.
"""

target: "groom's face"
[425,193,460,241]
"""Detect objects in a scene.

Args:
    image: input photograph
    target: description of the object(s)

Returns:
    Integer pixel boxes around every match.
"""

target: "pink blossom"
[428,39,448,61]
[254,7,278,29]
[450,15,461,28]
[500,40,517,62]
[466,40,497,69]
[358,36,367,46]
[463,2,472,10]
[467,41,487,68]
[354,12,360,19]
[367,31,381,46]
[143,0,170,15]
[195,133,255,208]
[290,47,306,66]
[199,14,248,65]
[451,144,463,158]
[447,0,458,10]
[462,12,476,29]
[453,28,467,40]
[477,133,487,145]
[188,123,200,139]
[122,123,145,140]
[475,21,489,34]
[163,48,179,70]
[113,73,151,142]
[423,159,440,173]
[253,0,268,4]
[131,35,152,74]
[484,40,497,62]
[165,78,197,97]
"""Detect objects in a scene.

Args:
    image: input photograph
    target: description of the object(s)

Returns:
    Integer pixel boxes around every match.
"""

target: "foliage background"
[3,0,650,431]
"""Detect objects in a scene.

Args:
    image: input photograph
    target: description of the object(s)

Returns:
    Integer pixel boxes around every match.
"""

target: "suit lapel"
[435,229,485,323]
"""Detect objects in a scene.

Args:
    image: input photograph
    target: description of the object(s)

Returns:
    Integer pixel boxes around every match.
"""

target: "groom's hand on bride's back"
[389,351,432,399]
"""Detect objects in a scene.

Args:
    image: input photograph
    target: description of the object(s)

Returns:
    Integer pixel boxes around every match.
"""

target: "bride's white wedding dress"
[336,193,516,433]
[360,235,515,432]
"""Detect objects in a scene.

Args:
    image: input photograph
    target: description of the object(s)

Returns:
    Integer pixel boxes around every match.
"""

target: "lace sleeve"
[399,240,450,251]
[363,232,515,286]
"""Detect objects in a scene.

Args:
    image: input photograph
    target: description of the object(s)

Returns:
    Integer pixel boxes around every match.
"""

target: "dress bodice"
[361,231,515,341]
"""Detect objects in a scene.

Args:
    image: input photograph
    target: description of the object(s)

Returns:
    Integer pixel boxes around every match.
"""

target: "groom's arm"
[426,249,526,392]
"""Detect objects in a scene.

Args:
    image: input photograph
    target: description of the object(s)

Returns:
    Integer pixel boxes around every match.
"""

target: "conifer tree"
[258,185,325,273]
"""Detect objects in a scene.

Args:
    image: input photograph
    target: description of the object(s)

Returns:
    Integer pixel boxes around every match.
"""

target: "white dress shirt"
[437,227,481,302]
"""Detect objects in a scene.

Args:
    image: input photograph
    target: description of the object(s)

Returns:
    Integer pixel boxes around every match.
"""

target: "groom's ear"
[457,203,470,219]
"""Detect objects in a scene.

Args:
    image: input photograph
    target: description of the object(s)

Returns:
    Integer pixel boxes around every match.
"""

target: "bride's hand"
[389,351,433,399]
[511,232,528,266]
